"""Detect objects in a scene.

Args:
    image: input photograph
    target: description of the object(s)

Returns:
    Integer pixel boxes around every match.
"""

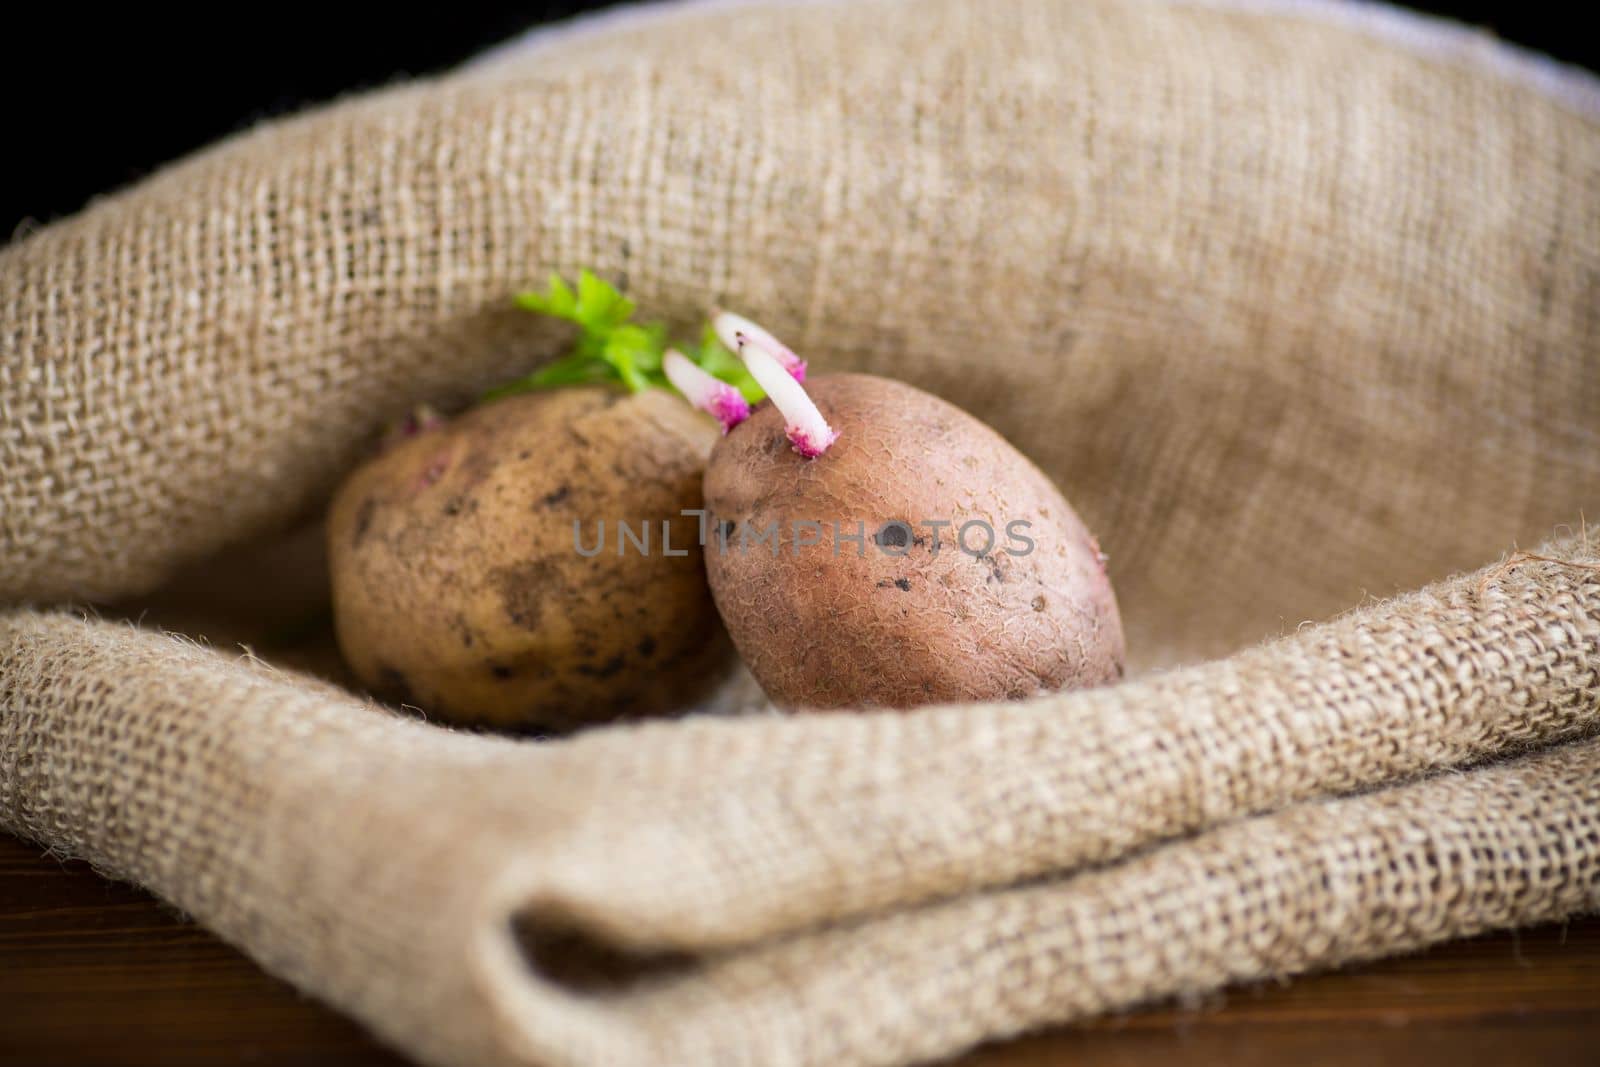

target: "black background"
[4,2,1593,242]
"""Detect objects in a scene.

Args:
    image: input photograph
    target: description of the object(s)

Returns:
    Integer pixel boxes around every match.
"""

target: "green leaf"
[514,273,579,319]
[604,338,650,393]
[574,270,635,332]
[495,269,772,406]
[630,323,668,373]
[481,351,619,401]
[608,323,663,369]
[498,270,651,400]
[530,353,617,388]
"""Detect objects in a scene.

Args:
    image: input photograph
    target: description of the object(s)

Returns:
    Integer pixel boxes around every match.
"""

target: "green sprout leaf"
[480,351,614,402]
[490,270,770,409]
[575,270,636,332]
[514,273,578,319]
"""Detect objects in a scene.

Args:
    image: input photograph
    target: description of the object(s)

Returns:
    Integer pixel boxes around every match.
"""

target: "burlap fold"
[3,0,1599,1065]
[2,537,1598,1066]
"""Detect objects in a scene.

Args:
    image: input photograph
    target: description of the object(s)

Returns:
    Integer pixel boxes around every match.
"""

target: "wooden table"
[3,832,1596,1066]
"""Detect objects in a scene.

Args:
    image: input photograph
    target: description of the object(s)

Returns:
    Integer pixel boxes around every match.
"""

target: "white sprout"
[712,310,807,381]
[734,334,837,458]
[663,349,750,432]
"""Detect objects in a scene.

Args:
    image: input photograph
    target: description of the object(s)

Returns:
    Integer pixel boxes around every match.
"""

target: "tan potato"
[328,386,730,731]
[703,373,1124,710]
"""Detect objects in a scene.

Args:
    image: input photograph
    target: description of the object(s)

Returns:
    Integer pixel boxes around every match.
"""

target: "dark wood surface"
[2,832,1596,1067]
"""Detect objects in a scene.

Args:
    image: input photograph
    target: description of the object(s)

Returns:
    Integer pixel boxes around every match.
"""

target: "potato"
[703,373,1124,710]
[328,386,730,731]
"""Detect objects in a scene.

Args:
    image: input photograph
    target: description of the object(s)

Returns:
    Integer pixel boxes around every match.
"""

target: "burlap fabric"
[2,1,1598,1064]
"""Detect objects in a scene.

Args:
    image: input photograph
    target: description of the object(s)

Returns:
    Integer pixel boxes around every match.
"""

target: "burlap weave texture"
[2,1,1598,1064]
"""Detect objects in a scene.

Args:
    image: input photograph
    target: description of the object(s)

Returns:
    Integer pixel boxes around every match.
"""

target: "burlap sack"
[2,1,1598,1065]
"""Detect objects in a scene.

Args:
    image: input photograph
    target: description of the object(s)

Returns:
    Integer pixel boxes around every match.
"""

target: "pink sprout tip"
[663,348,750,432]
[706,387,752,433]
[787,425,839,459]
[723,328,837,459]
[779,353,808,383]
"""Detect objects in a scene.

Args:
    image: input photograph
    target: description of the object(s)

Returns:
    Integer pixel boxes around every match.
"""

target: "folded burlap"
[2,1,1598,1065]
[3,544,1598,1065]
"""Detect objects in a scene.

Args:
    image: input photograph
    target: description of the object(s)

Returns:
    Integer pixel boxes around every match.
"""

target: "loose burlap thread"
[3,1,1599,1065]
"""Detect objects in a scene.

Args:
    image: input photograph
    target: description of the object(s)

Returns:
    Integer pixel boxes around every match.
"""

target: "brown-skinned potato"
[328,386,730,731]
[703,373,1124,710]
